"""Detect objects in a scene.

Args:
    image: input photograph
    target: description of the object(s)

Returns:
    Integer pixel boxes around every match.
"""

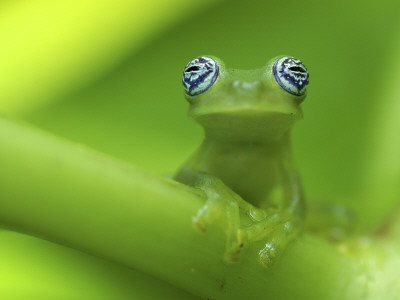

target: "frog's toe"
[247,219,301,267]
[224,249,241,263]
[258,242,281,267]
[224,229,247,263]
[192,215,208,233]
[192,199,223,233]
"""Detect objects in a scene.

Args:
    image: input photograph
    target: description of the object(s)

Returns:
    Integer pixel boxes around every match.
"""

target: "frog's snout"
[230,80,265,96]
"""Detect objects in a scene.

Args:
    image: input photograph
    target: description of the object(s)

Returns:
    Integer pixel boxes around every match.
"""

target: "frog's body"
[176,136,302,213]
[175,56,309,266]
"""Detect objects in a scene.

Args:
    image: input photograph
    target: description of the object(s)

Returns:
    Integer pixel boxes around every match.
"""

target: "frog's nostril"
[288,66,306,73]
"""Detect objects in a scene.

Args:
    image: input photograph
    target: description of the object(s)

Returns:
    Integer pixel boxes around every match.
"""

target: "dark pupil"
[186,66,200,72]
[288,66,306,73]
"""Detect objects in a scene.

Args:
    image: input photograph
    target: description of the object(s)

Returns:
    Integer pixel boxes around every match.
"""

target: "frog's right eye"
[182,56,219,96]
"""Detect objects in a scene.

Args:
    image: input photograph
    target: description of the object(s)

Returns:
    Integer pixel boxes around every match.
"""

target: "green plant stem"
[0,115,368,300]
[0,229,199,299]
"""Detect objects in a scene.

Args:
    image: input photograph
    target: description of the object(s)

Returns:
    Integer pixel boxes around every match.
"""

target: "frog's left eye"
[182,56,219,96]
[272,57,309,96]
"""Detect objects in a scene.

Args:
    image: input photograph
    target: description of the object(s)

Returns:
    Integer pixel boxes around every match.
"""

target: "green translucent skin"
[175,56,307,267]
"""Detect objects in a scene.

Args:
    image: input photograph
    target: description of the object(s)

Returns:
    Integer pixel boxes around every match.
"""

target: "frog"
[175,55,309,267]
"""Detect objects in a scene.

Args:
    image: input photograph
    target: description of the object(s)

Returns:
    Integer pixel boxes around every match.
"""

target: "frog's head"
[182,56,309,142]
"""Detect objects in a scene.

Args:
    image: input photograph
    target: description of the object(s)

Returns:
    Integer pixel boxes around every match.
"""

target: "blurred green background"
[2,0,399,204]
[0,0,398,198]
[1,0,400,297]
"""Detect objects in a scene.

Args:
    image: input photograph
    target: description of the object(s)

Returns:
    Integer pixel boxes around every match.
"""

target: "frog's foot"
[192,175,302,266]
[193,198,246,263]
[192,175,249,263]
[244,214,301,267]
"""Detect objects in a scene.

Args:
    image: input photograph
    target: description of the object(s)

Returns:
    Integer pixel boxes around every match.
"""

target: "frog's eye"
[182,56,219,96]
[272,57,309,96]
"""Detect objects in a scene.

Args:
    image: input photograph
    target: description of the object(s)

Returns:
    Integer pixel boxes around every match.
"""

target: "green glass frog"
[175,56,309,267]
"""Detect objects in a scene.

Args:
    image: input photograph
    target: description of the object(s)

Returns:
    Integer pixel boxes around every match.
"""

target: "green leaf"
[0,0,221,114]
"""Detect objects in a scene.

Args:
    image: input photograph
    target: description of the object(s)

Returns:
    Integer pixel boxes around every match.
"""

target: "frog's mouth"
[189,87,303,118]
[194,109,301,142]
